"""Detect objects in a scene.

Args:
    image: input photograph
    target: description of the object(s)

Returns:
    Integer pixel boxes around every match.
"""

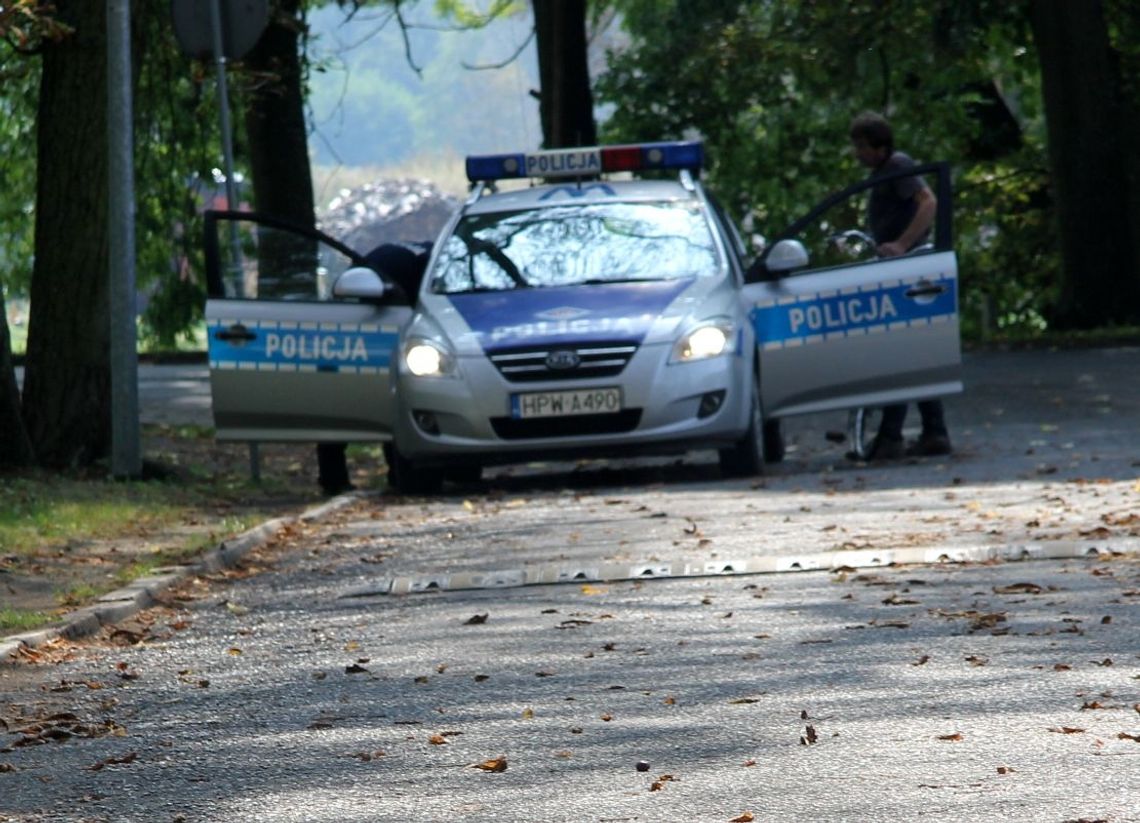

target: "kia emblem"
[545,349,581,370]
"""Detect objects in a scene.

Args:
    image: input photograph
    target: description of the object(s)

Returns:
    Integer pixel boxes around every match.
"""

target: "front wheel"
[719,376,767,477]
[383,442,443,495]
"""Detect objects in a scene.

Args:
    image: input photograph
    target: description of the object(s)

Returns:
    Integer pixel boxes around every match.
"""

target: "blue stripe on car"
[207,321,398,373]
[751,277,957,347]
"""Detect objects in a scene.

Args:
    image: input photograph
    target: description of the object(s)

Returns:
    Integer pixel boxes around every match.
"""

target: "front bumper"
[393,342,749,466]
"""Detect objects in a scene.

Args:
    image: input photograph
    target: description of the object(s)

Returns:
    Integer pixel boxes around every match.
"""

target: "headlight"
[403,339,455,377]
[671,321,733,363]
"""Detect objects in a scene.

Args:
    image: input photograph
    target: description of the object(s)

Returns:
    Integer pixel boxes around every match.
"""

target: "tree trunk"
[21,0,112,467]
[0,295,34,468]
[1029,0,1140,328]
[532,0,596,149]
[242,0,314,226]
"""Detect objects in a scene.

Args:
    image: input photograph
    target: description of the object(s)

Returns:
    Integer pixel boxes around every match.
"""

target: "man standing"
[849,111,952,460]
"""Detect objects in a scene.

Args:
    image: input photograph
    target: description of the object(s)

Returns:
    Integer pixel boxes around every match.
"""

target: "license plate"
[511,387,622,419]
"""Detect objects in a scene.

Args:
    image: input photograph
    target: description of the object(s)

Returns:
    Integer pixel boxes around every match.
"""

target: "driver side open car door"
[742,162,962,419]
[203,210,412,442]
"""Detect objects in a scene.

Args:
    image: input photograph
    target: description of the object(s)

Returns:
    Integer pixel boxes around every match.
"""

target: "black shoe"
[906,433,952,457]
[320,481,356,497]
[847,435,905,462]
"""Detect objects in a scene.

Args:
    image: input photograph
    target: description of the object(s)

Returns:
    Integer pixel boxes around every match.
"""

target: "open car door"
[742,162,961,419]
[203,210,413,442]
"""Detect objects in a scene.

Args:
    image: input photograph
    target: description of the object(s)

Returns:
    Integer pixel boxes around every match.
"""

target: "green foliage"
[597,0,1062,338]
[0,60,37,296]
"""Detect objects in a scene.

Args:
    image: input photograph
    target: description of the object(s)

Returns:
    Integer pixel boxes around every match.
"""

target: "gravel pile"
[318,178,459,251]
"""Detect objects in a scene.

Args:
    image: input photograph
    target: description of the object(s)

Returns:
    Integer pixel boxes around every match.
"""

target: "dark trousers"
[877,399,948,441]
[317,442,351,493]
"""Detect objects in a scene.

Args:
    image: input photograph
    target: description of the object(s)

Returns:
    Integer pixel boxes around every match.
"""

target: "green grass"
[0,476,189,555]
[0,608,52,634]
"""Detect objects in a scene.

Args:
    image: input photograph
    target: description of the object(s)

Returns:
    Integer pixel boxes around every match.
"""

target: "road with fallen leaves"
[2,347,1139,822]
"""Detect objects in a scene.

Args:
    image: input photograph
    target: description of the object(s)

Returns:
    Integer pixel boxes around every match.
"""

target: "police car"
[204,141,961,493]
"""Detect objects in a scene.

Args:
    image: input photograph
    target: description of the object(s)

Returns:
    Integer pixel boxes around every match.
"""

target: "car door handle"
[904,284,947,299]
[215,323,257,342]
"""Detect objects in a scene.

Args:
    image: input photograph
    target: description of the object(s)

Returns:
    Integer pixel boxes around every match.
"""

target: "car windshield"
[429,200,721,294]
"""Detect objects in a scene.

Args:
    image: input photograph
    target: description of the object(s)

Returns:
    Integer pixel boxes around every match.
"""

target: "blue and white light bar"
[465,140,703,182]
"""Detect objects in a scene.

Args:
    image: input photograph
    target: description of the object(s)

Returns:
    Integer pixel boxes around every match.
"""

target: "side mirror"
[764,239,809,273]
[332,267,387,300]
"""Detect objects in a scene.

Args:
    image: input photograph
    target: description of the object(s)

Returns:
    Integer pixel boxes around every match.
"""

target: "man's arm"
[878,186,936,257]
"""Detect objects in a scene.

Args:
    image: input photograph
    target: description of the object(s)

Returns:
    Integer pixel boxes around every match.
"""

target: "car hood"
[440,279,705,352]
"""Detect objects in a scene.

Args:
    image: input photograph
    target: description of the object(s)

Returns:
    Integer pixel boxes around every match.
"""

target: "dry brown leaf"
[731,813,755,822]
[994,583,1044,594]
[474,756,508,772]
[939,732,964,741]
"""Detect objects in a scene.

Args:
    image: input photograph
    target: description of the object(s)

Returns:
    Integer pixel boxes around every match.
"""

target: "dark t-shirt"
[868,151,929,248]
[362,241,432,301]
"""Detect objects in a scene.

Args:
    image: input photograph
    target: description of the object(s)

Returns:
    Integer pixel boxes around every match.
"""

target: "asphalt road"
[2,348,1138,822]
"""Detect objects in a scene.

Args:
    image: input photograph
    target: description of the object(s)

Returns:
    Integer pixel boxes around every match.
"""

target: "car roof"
[461,177,701,216]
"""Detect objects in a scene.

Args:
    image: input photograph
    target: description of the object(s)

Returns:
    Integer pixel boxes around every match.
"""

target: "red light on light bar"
[600,146,642,172]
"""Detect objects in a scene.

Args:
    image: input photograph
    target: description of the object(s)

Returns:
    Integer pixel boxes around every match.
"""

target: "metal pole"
[108,0,141,479]
[208,0,260,480]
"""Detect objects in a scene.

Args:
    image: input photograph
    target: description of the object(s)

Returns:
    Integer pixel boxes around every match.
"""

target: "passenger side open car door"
[742,162,961,419]
[203,210,412,442]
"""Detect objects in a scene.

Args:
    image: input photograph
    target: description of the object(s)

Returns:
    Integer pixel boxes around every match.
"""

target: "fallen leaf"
[882,593,920,605]
[994,583,1044,594]
[731,813,756,822]
[939,733,964,741]
[474,756,508,772]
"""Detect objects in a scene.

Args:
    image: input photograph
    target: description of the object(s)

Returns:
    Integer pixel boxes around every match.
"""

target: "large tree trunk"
[242,0,314,226]
[533,0,596,149]
[0,296,34,468]
[1029,0,1140,328]
[21,0,112,467]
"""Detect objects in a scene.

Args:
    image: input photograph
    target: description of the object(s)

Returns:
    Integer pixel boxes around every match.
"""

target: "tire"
[719,374,766,478]
[383,442,443,495]
[444,464,482,484]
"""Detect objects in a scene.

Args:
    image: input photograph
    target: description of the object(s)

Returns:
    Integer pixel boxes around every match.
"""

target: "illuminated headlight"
[671,321,733,363]
[404,339,455,377]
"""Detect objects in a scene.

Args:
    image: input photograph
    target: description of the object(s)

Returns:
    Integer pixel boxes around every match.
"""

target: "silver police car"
[204,141,961,493]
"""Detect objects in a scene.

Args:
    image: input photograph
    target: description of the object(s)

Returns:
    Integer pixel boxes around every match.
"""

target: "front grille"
[488,341,638,383]
[490,410,642,439]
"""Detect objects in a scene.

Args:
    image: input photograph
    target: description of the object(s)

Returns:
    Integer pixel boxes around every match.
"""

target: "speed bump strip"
[341,538,1140,597]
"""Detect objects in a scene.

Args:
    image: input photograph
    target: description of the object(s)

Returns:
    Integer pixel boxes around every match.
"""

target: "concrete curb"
[0,492,364,666]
